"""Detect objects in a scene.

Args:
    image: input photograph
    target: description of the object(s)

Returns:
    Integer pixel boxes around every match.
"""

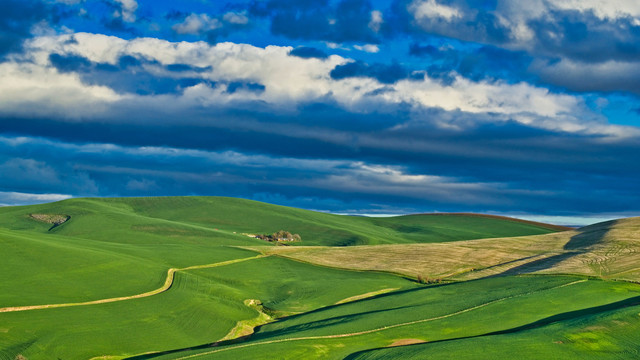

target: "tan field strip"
[0,255,268,313]
[252,217,640,283]
[335,288,399,305]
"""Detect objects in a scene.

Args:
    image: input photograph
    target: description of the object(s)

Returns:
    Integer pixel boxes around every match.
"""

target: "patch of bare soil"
[29,214,70,229]
[387,339,426,347]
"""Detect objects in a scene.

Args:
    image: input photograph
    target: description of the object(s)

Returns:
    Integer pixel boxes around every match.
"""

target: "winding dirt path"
[173,279,588,359]
[0,255,268,314]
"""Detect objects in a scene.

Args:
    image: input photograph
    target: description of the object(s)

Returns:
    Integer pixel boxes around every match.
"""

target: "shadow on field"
[250,305,417,340]
[492,220,616,277]
[563,220,617,250]
[343,294,640,360]
[124,284,455,360]
[495,252,580,276]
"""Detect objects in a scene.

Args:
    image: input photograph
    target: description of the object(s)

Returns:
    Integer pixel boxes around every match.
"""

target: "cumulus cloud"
[400,0,640,94]
[409,0,461,22]
[111,0,138,22]
[408,0,640,62]
[172,13,222,35]
[0,60,121,118]
[222,11,249,25]
[368,10,384,32]
[3,32,636,139]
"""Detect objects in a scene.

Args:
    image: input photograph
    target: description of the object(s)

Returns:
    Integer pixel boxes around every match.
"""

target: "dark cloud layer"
[2,98,640,215]
[48,52,215,95]
[0,0,49,57]
[251,0,381,43]
[330,61,408,84]
[410,43,533,83]
[289,46,328,59]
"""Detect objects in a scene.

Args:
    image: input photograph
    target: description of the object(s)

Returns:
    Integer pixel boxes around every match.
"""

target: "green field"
[0,197,638,359]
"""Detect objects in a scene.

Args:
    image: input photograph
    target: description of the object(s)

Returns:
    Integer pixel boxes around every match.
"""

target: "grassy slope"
[12,196,559,246]
[348,296,640,359]
[146,276,640,360]
[121,196,567,245]
[0,196,565,305]
[0,256,416,360]
[0,196,628,359]
[370,213,569,243]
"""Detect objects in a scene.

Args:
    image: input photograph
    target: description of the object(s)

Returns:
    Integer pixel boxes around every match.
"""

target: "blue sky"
[1,0,640,224]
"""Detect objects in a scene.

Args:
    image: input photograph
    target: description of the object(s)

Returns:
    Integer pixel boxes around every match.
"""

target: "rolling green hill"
[0,196,565,247]
[143,276,640,360]
[0,196,636,360]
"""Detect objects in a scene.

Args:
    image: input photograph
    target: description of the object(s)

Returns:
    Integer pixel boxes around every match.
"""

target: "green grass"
[0,227,257,307]
[370,213,569,243]
[144,276,640,360]
[0,197,564,247]
[0,254,415,359]
[0,196,633,360]
[0,197,566,306]
[347,296,640,359]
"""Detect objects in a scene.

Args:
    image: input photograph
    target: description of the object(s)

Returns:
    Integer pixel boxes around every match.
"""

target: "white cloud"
[410,0,461,22]
[10,32,638,137]
[0,191,72,207]
[411,0,640,55]
[0,61,121,119]
[172,13,222,35]
[551,0,640,20]
[368,10,383,32]
[354,44,379,53]
[223,11,249,25]
[313,162,502,204]
[113,0,138,22]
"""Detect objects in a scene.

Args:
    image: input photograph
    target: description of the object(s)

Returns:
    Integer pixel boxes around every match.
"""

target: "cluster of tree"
[416,274,442,284]
[256,230,301,242]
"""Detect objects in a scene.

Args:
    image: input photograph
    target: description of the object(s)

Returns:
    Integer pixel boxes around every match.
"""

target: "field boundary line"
[175,278,588,359]
[0,255,268,313]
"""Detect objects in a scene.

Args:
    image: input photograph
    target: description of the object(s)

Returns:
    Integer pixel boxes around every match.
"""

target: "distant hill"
[0,196,566,247]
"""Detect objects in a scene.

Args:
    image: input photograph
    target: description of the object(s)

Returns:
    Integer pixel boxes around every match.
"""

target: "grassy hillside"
[0,196,635,360]
[0,255,416,359]
[348,295,640,359]
[140,276,640,360]
[0,196,565,247]
[0,196,569,305]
